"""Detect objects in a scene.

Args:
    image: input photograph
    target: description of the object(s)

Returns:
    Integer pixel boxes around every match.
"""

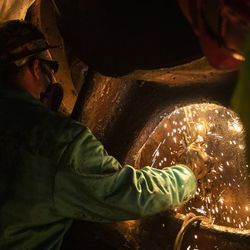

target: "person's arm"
[53,126,197,222]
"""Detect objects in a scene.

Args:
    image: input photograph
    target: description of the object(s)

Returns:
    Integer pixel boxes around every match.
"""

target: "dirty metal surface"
[62,212,250,250]
[125,57,236,85]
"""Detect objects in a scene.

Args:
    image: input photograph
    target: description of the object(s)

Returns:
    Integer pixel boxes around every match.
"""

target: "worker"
[0,20,209,250]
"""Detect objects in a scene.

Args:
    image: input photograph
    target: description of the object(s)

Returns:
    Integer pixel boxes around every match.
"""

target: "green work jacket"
[0,85,197,250]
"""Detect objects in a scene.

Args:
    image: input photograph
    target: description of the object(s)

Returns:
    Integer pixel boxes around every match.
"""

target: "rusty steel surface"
[125,57,236,85]
[62,212,250,249]
[82,73,135,141]
[71,74,245,250]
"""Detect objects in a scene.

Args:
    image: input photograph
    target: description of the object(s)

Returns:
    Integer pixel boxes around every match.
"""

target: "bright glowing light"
[232,52,245,61]
[228,120,243,133]
[196,123,204,131]
[219,198,224,204]
[136,103,249,229]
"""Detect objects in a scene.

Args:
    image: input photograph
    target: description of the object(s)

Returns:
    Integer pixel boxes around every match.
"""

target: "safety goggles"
[38,58,59,74]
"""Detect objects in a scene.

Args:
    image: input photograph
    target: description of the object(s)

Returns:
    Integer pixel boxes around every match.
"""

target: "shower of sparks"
[136,103,250,231]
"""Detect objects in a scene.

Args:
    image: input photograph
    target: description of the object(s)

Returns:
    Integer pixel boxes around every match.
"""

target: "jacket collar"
[0,84,44,107]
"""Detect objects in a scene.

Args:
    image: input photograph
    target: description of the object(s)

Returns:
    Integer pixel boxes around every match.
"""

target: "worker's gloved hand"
[186,152,213,180]
[178,139,213,180]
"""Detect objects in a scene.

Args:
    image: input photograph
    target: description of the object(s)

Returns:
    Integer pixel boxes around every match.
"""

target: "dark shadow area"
[56,0,202,76]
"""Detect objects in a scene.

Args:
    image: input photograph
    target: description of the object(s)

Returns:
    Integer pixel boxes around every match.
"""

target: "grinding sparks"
[136,103,249,230]
[228,120,243,133]
[196,123,204,131]
[219,198,224,205]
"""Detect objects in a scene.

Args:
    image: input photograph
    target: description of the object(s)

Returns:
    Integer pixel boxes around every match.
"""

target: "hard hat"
[0,20,59,72]
[178,0,250,70]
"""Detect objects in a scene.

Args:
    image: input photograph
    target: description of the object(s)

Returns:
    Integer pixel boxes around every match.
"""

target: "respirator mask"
[38,58,64,112]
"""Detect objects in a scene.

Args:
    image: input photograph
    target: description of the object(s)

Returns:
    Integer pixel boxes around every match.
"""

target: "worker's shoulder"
[36,106,85,140]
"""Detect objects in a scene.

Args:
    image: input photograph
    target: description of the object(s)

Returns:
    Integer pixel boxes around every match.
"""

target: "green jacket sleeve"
[54,126,197,222]
[232,34,250,166]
